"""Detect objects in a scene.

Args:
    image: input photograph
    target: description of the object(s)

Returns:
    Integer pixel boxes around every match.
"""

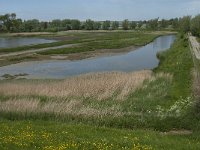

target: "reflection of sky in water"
[0,37,55,48]
[0,35,176,79]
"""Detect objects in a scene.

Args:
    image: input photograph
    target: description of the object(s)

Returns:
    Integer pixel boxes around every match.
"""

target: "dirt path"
[0,44,79,58]
[189,34,200,60]
[189,34,200,92]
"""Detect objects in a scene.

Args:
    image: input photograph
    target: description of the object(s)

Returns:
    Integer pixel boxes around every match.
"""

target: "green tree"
[93,22,101,30]
[71,20,81,30]
[102,21,110,30]
[111,21,119,30]
[24,19,40,32]
[190,15,200,37]
[129,21,136,30]
[85,19,95,30]
[122,19,129,30]
[160,19,168,29]
[179,16,191,33]
[40,22,48,30]
[171,18,179,29]
[148,18,158,30]
[51,19,62,27]
[62,19,71,30]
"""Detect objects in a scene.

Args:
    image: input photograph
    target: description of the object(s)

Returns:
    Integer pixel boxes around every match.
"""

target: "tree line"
[0,13,200,36]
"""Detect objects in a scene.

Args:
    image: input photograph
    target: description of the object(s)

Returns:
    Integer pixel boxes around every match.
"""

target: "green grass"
[0,33,199,149]
[0,31,165,54]
[0,120,200,150]
[38,33,160,55]
[0,31,171,67]
[0,39,80,54]
[155,35,193,98]
[0,34,199,132]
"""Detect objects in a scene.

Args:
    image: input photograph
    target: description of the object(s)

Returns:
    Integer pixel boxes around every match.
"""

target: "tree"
[179,16,191,33]
[129,21,136,30]
[71,19,81,30]
[93,22,101,30]
[160,19,168,29]
[137,21,143,29]
[24,19,40,32]
[11,18,23,32]
[111,21,119,30]
[40,21,48,30]
[122,19,129,30]
[102,20,110,30]
[85,19,95,30]
[51,19,62,27]
[62,19,71,30]
[171,18,179,29]
[190,15,200,37]
[148,18,158,30]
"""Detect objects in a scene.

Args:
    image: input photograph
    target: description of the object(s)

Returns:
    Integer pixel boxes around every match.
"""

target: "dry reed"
[0,70,152,100]
[0,70,173,118]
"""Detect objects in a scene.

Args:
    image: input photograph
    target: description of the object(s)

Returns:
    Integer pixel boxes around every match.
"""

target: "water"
[0,37,55,48]
[0,35,176,79]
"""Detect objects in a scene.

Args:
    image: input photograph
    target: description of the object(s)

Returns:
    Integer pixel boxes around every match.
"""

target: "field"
[1,120,200,150]
[0,32,200,149]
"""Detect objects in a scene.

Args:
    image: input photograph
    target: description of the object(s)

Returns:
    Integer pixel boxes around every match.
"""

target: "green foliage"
[122,19,129,30]
[191,14,200,37]
[111,21,119,30]
[179,16,191,33]
[129,21,137,30]
[84,19,95,30]
[1,13,199,33]
[147,18,159,30]
[71,19,81,30]
[102,20,111,30]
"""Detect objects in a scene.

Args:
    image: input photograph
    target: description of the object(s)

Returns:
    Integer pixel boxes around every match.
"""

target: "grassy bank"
[0,120,200,150]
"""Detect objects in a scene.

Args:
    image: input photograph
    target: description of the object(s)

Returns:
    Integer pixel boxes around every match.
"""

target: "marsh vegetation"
[0,12,200,149]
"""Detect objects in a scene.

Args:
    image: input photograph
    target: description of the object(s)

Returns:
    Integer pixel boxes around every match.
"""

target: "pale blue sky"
[0,0,200,21]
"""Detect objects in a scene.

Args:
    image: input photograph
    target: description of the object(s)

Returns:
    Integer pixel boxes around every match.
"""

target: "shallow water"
[0,35,176,79]
[0,37,55,48]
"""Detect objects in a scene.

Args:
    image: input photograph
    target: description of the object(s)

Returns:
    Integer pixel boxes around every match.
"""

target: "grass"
[0,33,199,149]
[0,31,170,67]
[0,31,175,67]
[0,31,170,54]
[0,36,199,131]
[38,33,160,55]
[155,35,193,99]
[0,120,200,150]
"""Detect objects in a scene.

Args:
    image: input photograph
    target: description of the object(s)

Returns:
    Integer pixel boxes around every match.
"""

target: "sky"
[0,0,200,21]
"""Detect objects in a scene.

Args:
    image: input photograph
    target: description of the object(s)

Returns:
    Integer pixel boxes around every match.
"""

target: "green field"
[0,32,200,149]
[1,120,200,150]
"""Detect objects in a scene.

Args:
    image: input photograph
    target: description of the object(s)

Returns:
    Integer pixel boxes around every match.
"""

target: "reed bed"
[0,70,174,120]
[0,70,152,100]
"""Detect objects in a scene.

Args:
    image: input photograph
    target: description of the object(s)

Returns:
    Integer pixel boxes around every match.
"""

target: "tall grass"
[0,71,179,130]
[0,70,152,100]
